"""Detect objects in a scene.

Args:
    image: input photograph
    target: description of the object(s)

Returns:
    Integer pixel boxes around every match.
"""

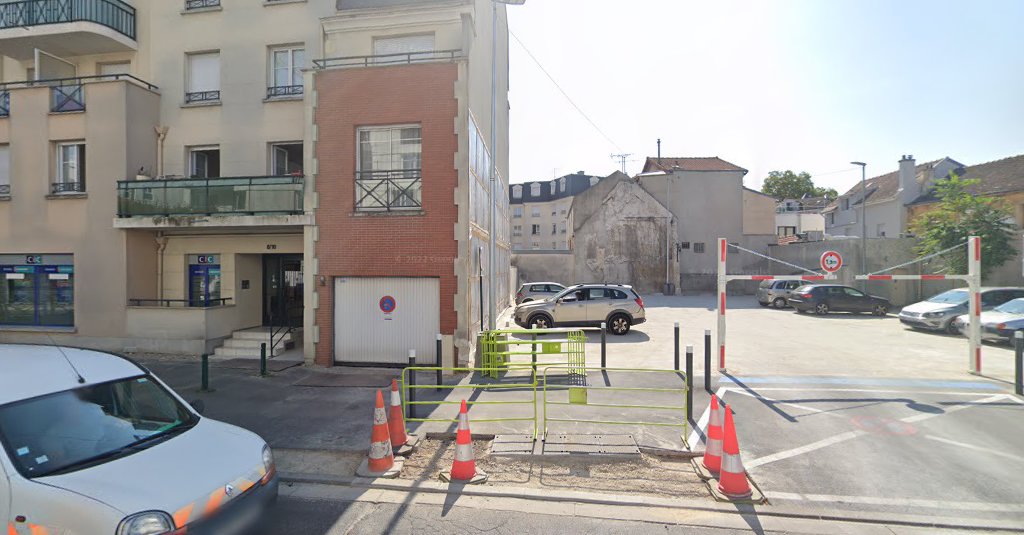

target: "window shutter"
[0,146,9,186]
[373,34,435,57]
[189,53,220,92]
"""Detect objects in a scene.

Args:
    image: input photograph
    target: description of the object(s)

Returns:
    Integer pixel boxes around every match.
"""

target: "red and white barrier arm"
[853,274,971,281]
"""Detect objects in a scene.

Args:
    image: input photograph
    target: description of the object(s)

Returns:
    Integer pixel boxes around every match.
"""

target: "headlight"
[261,444,276,484]
[923,311,945,318]
[117,511,174,535]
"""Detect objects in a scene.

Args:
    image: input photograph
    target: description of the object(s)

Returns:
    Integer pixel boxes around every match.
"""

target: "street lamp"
[851,161,867,286]
[488,0,525,331]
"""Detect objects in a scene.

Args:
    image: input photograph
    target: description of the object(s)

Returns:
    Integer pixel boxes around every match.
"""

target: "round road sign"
[379,295,396,314]
[820,251,843,273]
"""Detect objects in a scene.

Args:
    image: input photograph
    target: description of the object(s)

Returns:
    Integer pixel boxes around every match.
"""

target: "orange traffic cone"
[389,379,420,455]
[440,399,487,484]
[356,390,403,478]
[702,394,724,473]
[717,406,753,499]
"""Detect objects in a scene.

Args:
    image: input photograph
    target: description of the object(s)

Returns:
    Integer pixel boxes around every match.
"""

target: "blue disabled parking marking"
[719,376,1002,390]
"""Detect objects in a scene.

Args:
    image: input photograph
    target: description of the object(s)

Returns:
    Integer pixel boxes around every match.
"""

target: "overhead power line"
[509,30,623,152]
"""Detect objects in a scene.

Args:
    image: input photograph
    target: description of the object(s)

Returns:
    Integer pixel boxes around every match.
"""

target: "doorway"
[263,254,303,328]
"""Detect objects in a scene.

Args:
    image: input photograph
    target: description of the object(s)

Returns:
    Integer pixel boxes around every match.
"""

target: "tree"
[761,170,838,201]
[910,174,1016,278]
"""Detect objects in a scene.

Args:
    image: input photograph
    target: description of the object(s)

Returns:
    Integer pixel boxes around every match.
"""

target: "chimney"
[577,170,584,175]
[657,138,661,164]
[897,154,917,236]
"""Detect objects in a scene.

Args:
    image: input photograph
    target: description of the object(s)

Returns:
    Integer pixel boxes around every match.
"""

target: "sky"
[505,0,1024,194]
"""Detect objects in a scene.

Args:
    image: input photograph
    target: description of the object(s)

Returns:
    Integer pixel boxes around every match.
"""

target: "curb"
[278,471,1024,532]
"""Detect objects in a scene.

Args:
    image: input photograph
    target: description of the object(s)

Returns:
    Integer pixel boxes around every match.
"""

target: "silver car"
[757,279,803,309]
[952,298,1024,343]
[513,284,646,335]
[515,282,566,304]
[899,287,1024,334]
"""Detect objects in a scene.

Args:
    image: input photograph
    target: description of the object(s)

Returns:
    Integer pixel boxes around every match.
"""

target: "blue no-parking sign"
[379,295,396,314]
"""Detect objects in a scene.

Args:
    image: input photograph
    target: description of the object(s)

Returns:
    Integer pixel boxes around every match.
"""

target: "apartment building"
[509,171,599,251]
[0,0,511,368]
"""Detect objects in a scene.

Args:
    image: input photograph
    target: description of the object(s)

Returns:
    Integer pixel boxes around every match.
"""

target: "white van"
[0,345,278,535]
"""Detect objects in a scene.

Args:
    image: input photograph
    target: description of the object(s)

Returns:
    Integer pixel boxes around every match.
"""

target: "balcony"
[0,0,137,60]
[313,50,464,70]
[355,169,422,212]
[115,175,311,229]
[0,74,158,116]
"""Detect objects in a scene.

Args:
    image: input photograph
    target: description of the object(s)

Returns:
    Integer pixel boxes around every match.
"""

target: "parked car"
[514,283,646,334]
[757,279,804,309]
[514,282,566,304]
[952,297,1024,344]
[0,344,278,535]
[788,284,891,316]
[899,287,1024,334]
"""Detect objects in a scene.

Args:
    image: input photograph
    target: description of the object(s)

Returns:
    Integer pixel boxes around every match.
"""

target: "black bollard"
[673,322,680,371]
[704,329,712,393]
[435,334,443,392]
[407,351,416,420]
[600,322,607,368]
[200,353,210,391]
[1015,331,1023,396]
[685,345,694,421]
[260,343,268,377]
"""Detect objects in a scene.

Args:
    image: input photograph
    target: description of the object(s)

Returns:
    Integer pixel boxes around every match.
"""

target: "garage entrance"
[333,277,438,365]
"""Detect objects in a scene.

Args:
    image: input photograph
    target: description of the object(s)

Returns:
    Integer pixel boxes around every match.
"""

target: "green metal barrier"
[480,328,586,379]
[541,366,689,444]
[400,366,538,438]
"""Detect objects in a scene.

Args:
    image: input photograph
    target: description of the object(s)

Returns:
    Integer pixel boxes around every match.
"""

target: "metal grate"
[266,85,303,98]
[355,169,422,212]
[50,84,84,112]
[0,0,136,40]
[185,90,220,104]
[184,0,219,9]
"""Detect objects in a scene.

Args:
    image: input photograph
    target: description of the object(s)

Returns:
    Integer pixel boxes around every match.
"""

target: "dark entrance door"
[263,254,303,327]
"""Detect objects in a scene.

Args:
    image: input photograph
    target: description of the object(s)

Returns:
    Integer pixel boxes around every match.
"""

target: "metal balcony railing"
[184,0,220,10]
[51,181,85,194]
[0,0,136,40]
[267,85,303,98]
[117,175,304,218]
[185,90,220,104]
[355,169,422,212]
[0,74,158,116]
[51,83,84,112]
[0,90,8,117]
[314,50,464,70]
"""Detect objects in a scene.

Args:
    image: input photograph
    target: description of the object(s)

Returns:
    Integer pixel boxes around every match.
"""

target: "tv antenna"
[610,153,634,173]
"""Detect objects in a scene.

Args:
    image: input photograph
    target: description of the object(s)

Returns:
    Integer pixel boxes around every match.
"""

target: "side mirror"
[190,399,206,415]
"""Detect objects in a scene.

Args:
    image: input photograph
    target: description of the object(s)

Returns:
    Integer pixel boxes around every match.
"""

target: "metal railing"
[117,175,304,218]
[185,90,220,104]
[267,85,303,98]
[51,83,84,112]
[314,49,464,70]
[0,90,8,117]
[51,181,84,194]
[128,298,233,308]
[0,0,136,40]
[355,169,421,212]
[0,74,159,92]
[184,0,219,9]
[480,328,586,379]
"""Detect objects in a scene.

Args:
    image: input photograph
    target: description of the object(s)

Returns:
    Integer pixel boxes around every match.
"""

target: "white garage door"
[334,277,439,365]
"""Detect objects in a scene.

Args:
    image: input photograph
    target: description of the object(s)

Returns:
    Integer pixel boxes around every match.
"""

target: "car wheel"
[608,314,631,335]
[873,304,889,316]
[529,314,552,330]
[772,298,787,309]
[945,321,959,335]
[815,303,829,315]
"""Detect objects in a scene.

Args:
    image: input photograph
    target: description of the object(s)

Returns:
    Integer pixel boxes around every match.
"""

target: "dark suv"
[788,284,891,316]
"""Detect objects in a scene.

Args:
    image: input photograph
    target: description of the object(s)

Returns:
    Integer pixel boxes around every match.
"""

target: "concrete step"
[214,346,284,358]
[231,329,299,342]
[222,338,276,349]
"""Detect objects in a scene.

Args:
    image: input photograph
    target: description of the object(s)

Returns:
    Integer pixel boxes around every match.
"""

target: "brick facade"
[312,63,459,366]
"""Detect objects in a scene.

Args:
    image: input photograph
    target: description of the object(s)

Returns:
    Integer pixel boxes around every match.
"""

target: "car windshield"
[759,280,773,289]
[927,290,969,304]
[994,299,1024,315]
[0,375,197,478]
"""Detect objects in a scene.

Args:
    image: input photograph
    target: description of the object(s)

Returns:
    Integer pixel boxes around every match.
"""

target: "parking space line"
[924,435,1024,463]
[737,387,1002,396]
[765,491,1024,513]
[744,393,1008,470]
[687,386,726,448]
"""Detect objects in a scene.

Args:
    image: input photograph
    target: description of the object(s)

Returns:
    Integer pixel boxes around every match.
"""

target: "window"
[54,142,85,193]
[876,223,886,237]
[778,226,797,236]
[531,207,540,217]
[560,208,567,215]
[551,210,556,216]
[559,222,566,234]
[0,254,74,326]
[550,182,556,195]
[590,176,599,186]
[588,288,609,301]
[828,212,835,225]
[373,34,435,62]
[99,62,130,76]
[512,225,522,237]
[512,185,522,199]
[551,224,557,235]
[268,46,305,98]
[530,183,540,197]
[531,242,540,250]
[680,242,690,250]
[843,288,865,298]
[0,145,8,196]
[531,224,540,235]
[693,242,706,254]
[560,178,566,192]
[188,146,220,179]
[270,143,303,176]
[188,255,222,306]
[356,125,422,211]
[551,241,557,249]
[186,52,220,103]
[513,206,523,218]
[841,197,850,210]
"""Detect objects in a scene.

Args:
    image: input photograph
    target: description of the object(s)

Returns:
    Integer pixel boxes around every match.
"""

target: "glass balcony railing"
[0,0,136,40]
[117,175,304,218]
